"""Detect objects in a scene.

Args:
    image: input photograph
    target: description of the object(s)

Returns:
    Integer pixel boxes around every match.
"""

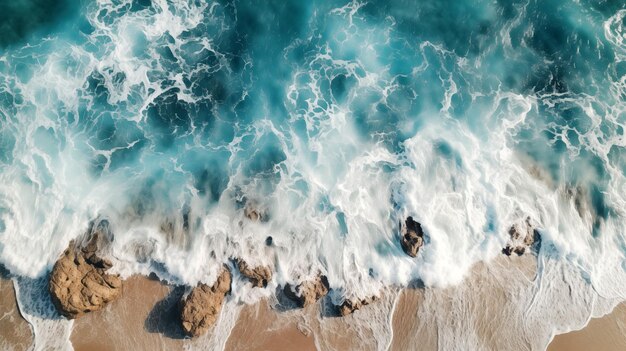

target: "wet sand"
[72,275,319,351]
[71,275,184,351]
[548,302,626,351]
[224,301,317,351]
[389,255,539,351]
[0,273,33,351]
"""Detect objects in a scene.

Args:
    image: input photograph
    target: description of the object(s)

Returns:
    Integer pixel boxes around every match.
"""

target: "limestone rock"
[180,268,232,337]
[236,259,272,288]
[284,275,330,308]
[337,296,377,316]
[48,235,122,319]
[400,216,424,257]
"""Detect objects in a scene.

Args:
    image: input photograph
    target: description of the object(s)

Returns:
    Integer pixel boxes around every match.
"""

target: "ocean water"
[1,0,626,349]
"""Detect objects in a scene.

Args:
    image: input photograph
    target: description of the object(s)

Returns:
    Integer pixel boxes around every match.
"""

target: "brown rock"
[48,235,122,319]
[337,296,377,316]
[180,268,232,337]
[400,216,424,257]
[236,259,272,288]
[284,275,330,308]
[503,217,540,256]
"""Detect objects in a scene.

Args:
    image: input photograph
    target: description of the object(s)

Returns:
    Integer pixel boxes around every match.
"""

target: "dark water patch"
[335,212,348,238]
[521,0,616,94]
[331,74,356,105]
[108,138,147,172]
[0,0,78,49]
[608,145,626,176]
[243,134,287,178]
[180,149,230,203]
[434,140,463,169]
[82,71,114,108]
[583,0,626,18]
[0,263,10,279]
[130,0,152,12]
[232,0,312,55]
[83,114,146,173]
[145,89,196,149]
[89,154,108,175]
[193,168,228,203]
[0,129,15,164]
[361,0,497,57]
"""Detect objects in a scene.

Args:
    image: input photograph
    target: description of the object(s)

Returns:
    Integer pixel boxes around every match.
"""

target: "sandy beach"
[2,257,626,350]
[71,275,184,351]
[0,271,32,351]
[548,302,626,351]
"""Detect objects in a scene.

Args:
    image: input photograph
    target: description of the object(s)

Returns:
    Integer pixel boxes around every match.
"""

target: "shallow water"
[1,0,626,349]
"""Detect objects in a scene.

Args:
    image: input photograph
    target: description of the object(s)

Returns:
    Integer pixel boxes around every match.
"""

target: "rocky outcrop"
[180,268,232,337]
[400,216,424,257]
[503,217,540,256]
[235,259,272,288]
[48,234,122,319]
[283,275,330,308]
[337,296,377,316]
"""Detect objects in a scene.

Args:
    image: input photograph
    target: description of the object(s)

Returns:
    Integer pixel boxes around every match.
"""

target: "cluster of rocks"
[180,259,276,337]
[283,274,330,308]
[48,233,122,319]
[502,217,540,256]
[337,296,378,316]
[48,213,541,337]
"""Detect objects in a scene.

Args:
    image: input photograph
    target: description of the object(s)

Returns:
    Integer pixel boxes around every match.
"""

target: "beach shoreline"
[2,257,625,350]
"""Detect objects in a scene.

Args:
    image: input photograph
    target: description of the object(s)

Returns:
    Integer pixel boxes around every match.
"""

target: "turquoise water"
[1,0,626,348]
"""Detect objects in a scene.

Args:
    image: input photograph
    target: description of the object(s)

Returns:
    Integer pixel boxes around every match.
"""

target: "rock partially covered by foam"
[400,216,424,257]
[180,267,232,337]
[337,296,377,316]
[503,217,540,256]
[48,234,122,319]
[236,259,272,288]
[243,201,268,222]
[284,275,330,308]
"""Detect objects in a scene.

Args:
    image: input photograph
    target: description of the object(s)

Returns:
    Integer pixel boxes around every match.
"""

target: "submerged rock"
[180,268,232,337]
[283,275,330,308]
[503,217,540,256]
[235,259,272,288]
[244,206,262,221]
[337,296,377,316]
[48,234,122,319]
[400,216,424,257]
[243,201,269,222]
